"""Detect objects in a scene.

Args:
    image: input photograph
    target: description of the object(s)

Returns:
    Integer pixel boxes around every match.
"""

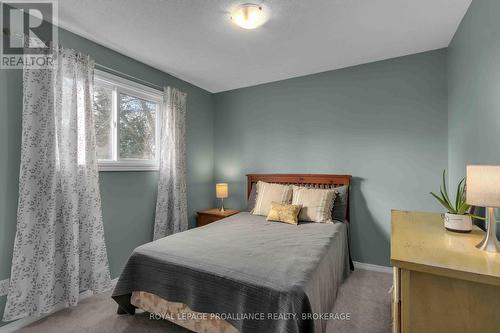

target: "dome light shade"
[231,3,269,29]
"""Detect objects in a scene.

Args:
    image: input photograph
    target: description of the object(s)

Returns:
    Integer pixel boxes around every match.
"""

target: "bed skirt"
[131,291,239,333]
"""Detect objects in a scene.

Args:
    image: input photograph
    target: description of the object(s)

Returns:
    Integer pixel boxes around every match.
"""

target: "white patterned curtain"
[153,87,188,240]
[3,48,112,322]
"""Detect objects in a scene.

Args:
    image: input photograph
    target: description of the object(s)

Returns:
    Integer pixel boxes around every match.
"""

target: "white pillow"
[292,186,336,223]
[252,181,293,216]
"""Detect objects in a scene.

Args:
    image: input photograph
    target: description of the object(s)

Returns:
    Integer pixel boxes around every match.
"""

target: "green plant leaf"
[431,192,454,213]
[457,202,470,215]
[455,178,465,212]
[469,214,486,220]
[442,170,452,208]
[440,187,454,212]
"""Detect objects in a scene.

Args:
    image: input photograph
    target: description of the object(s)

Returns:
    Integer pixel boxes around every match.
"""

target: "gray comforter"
[112,212,350,333]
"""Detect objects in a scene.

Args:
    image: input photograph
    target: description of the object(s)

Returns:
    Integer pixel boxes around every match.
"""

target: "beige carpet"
[16,269,392,333]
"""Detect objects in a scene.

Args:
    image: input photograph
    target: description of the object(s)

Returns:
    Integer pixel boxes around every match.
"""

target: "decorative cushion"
[292,186,336,223]
[331,185,349,222]
[266,202,302,225]
[246,184,257,212]
[252,181,293,216]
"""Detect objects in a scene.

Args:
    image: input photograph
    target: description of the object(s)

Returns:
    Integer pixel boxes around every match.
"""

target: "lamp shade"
[466,165,500,208]
[216,183,228,199]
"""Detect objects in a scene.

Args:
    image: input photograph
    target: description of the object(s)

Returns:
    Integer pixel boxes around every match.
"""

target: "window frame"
[94,69,162,172]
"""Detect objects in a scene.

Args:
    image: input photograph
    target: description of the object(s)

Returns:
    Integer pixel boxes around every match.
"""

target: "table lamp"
[466,165,500,253]
[216,183,228,212]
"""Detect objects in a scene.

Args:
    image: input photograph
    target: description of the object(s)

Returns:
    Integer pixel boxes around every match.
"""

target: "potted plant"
[430,170,482,233]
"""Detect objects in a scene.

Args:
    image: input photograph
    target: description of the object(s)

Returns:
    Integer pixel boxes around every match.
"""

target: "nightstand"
[196,208,240,227]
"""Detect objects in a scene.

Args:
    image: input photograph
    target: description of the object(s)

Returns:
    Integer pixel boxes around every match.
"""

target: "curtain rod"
[94,63,164,91]
[3,30,166,91]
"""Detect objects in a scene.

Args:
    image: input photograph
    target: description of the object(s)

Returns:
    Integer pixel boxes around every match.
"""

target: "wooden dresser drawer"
[197,214,221,227]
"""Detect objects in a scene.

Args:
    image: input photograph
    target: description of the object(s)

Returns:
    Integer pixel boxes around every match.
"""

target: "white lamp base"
[476,207,500,253]
[219,198,225,212]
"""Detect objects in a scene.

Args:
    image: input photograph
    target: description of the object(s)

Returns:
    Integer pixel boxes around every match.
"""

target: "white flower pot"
[444,213,472,233]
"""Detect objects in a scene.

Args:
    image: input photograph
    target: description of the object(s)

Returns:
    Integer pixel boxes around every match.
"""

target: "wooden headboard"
[246,174,352,221]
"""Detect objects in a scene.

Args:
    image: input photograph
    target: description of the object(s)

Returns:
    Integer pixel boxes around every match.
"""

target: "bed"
[112,174,353,333]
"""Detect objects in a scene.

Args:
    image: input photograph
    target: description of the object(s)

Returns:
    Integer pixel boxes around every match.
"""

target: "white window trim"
[97,160,159,172]
[94,69,163,172]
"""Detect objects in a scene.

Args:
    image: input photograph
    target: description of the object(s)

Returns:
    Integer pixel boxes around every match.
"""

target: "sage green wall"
[213,49,448,267]
[448,0,500,185]
[0,27,214,324]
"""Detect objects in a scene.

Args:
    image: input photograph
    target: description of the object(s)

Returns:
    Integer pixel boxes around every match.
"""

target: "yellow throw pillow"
[266,202,303,225]
[292,186,336,223]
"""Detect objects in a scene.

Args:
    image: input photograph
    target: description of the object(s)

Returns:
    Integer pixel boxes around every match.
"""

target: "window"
[93,70,162,171]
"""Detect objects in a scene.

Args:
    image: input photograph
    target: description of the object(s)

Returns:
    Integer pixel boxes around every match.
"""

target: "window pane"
[93,85,113,160]
[119,93,157,160]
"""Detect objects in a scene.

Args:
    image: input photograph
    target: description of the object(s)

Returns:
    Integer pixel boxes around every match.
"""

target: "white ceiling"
[58,0,472,93]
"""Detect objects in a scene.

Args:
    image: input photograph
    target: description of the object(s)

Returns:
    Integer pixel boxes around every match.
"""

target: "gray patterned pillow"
[292,186,336,223]
[252,181,293,216]
[332,185,349,222]
[246,184,257,212]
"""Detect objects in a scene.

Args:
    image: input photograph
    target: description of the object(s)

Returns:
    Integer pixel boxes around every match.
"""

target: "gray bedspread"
[112,212,350,333]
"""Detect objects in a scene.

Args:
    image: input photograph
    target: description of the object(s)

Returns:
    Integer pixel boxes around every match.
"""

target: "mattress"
[112,212,350,333]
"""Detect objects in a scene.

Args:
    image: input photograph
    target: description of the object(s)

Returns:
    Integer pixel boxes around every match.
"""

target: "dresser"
[196,208,240,227]
[391,210,500,333]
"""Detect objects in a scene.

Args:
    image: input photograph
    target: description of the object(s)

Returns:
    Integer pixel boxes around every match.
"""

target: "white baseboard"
[0,278,118,333]
[353,261,392,274]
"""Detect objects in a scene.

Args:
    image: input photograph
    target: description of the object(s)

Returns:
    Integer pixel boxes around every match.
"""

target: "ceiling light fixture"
[230,3,269,30]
